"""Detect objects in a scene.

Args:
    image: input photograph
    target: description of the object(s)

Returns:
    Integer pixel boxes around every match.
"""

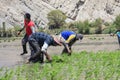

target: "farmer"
[27,32,62,63]
[17,13,37,55]
[113,29,120,49]
[59,30,83,55]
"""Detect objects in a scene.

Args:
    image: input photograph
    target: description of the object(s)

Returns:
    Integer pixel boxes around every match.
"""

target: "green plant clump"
[0,51,120,80]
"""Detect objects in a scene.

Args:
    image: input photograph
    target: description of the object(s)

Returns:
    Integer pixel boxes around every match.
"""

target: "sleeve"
[30,26,35,33]
[41,42,49,53]
[58,34,62,41]
[59,34,65,42]
[65,34,76,43]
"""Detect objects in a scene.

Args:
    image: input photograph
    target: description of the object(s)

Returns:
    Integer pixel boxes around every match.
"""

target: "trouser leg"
[68,38,76,54]
[117,36,120,49]
[29,44,35,56]
[29,39,44,63]
[40,51,44,63]
[21,34,28,55]
[61,42,68,54]
[22,45,27,53]
[62,47,68,54]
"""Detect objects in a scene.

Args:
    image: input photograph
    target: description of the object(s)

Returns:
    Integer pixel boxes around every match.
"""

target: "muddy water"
[0,40,28,68]
[0,35,119,68]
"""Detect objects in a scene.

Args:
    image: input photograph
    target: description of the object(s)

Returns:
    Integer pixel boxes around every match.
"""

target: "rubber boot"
[40,52,44,63]
[20,45,28,55]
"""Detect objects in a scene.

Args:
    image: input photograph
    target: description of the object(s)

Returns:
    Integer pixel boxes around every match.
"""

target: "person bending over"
[28,32,62,63]
[59,30,83,55]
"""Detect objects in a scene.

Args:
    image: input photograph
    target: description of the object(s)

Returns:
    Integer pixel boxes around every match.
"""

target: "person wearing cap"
[17,13,37,55]
[59,30,83,55]
[27,32,62,63]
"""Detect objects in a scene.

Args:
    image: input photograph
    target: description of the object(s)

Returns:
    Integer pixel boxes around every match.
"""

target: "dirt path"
[0,34,119,68]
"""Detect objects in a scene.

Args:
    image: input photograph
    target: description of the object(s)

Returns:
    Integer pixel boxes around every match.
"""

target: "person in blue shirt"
[113,29,120,49]
[59,30,83,55]
[27,32,62,63]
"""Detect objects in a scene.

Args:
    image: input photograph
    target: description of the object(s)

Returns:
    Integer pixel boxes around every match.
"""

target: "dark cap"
[24,13,31,19]
[76,34,83,40]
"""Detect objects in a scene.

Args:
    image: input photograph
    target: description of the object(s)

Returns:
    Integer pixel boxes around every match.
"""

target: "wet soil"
[0,34,119,68]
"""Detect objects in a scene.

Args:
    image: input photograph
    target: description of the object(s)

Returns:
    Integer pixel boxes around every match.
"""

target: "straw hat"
[52,35,62,46]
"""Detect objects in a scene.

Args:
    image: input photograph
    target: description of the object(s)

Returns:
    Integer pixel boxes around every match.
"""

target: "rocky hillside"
[0,0,120,28]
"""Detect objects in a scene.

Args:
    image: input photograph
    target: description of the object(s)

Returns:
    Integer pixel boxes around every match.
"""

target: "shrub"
[113,14,120,29]
[47,10,67,29]
[102,23,116,34]
[74,21,84,33]
[94,18,103,34]
[83,20,90,34]
[74,20,90,34]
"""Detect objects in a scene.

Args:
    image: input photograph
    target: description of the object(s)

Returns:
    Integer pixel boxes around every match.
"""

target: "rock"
[0,0,120,29]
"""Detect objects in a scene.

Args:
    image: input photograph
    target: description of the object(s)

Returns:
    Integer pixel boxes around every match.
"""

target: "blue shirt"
[61,30,76,40]
[29,32,54,47]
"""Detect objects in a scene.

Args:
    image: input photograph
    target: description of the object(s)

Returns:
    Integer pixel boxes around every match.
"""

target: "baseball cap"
[76,34,83,40]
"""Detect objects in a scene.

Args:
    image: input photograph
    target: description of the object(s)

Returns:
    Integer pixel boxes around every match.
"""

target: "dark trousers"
[22,34,28,53]
[29,39,44,63]
[62,37,76,54]
[117,35,120,48]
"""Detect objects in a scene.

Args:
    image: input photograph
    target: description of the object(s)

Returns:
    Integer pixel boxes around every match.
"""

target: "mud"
[0,34,119,68]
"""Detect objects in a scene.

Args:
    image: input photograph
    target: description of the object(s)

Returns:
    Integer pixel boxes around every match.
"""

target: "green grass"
[0,51,120,80]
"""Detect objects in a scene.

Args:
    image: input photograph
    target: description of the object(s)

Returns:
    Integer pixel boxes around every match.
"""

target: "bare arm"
[17,26,25,35]
[62,42,71,54]
[19,26,25,32]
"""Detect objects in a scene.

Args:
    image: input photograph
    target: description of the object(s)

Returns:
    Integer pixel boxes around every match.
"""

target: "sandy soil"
[0,34,119,68]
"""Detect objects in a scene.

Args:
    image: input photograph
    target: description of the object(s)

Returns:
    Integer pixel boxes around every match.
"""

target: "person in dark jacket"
[27,32,62,63]
[59,30,83,55]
